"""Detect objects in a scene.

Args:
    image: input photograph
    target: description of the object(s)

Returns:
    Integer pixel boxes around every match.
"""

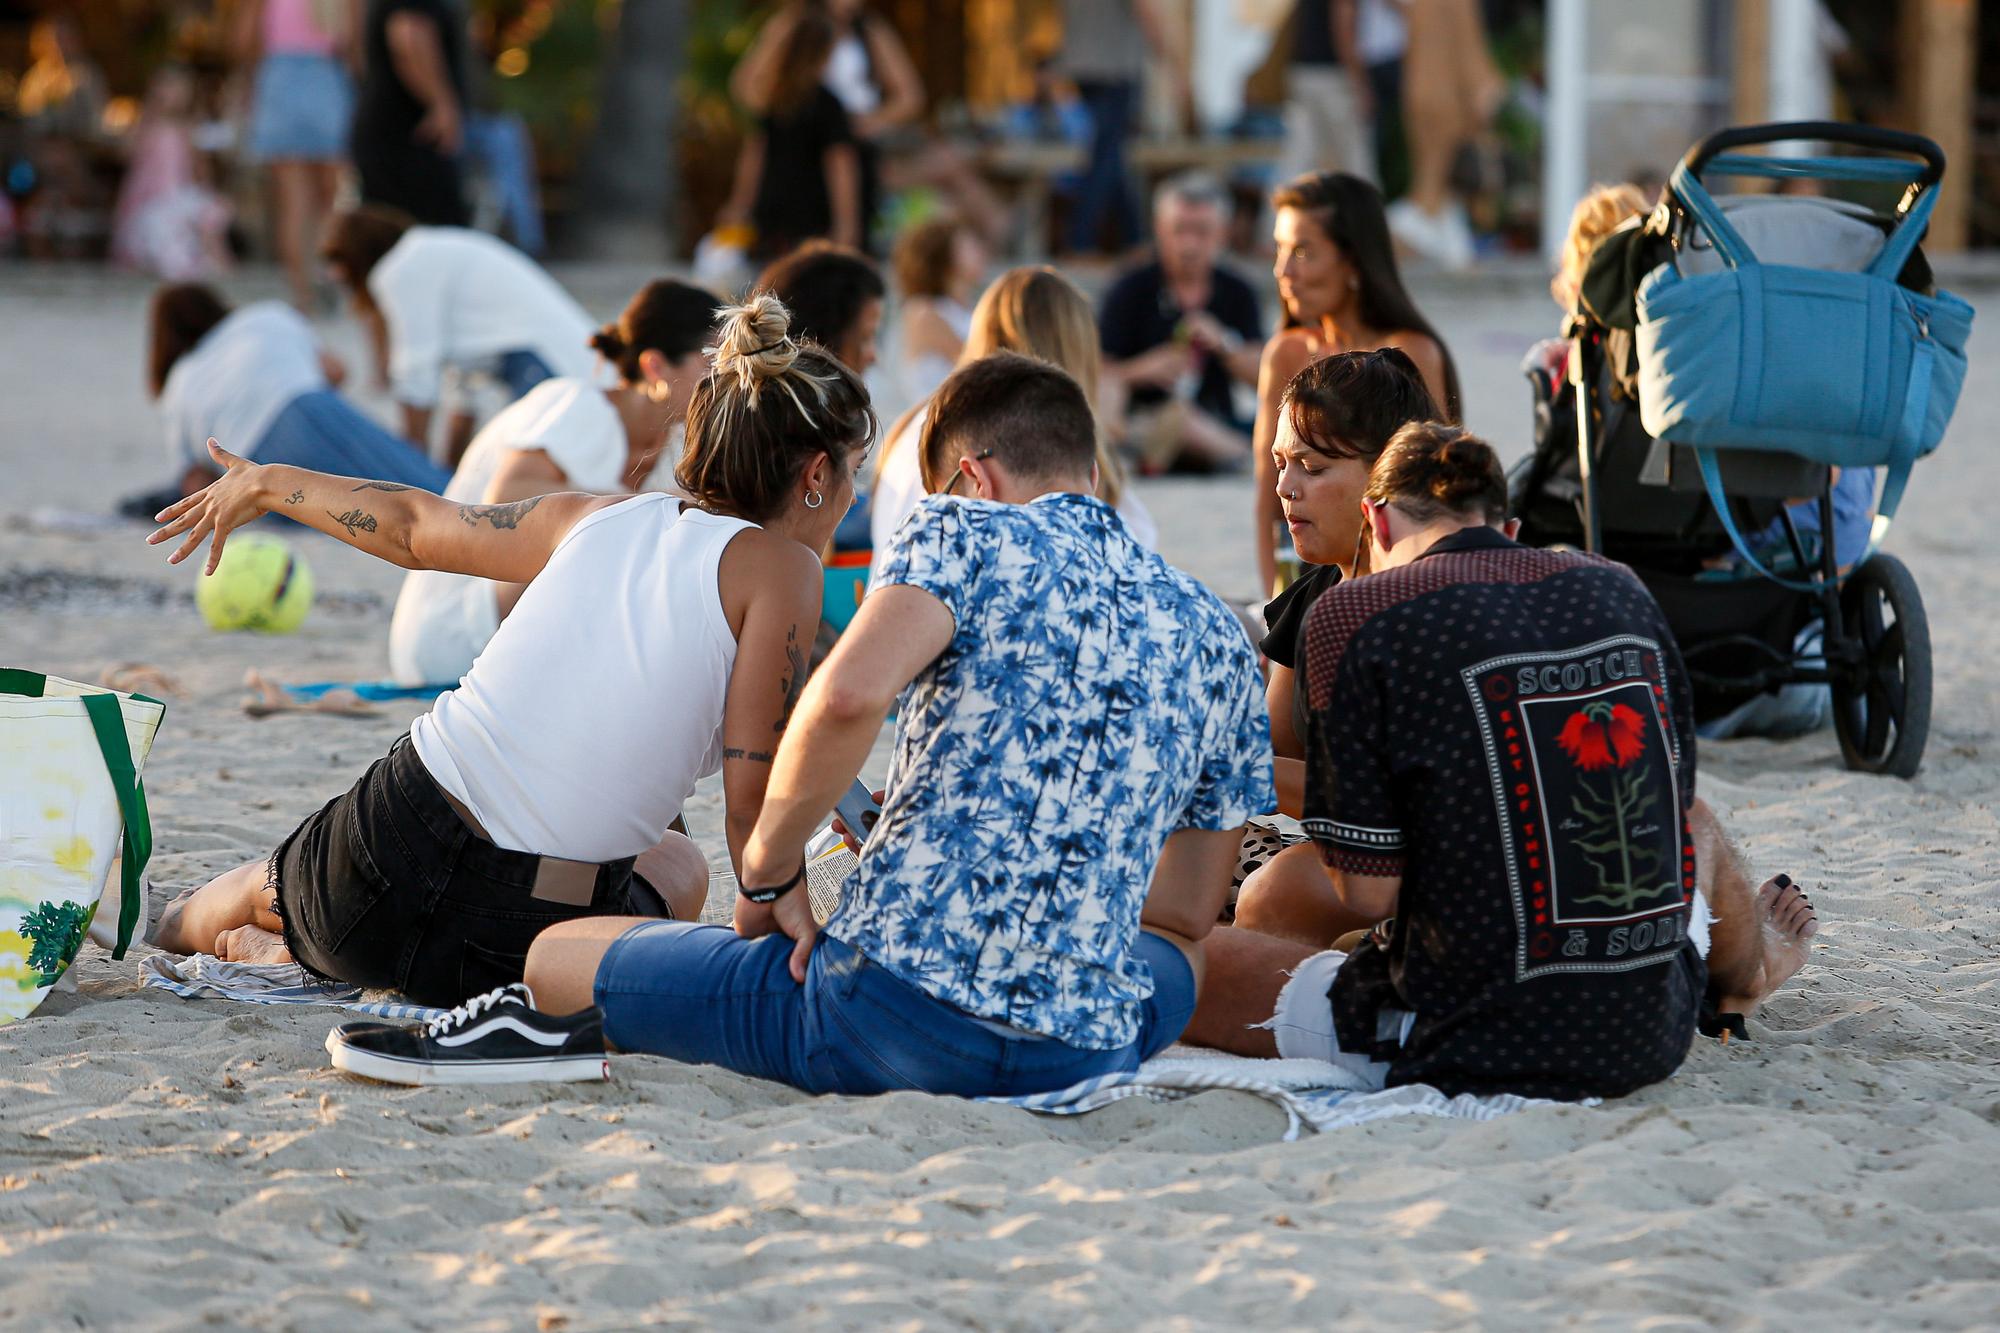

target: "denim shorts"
[247,54,354,163]
[271,735,652,1006]
[593,924,1197,1098]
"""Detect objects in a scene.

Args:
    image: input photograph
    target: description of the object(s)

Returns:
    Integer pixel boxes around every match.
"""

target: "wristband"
[738,857,807,905]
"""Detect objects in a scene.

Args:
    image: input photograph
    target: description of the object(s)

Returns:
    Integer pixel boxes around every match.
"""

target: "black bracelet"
[738,857,808,904]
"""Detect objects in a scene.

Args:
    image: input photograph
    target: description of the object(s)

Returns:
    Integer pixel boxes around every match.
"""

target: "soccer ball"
[195,532,314,633]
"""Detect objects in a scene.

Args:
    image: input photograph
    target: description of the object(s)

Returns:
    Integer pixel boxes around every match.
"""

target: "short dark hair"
[920,352,1096,492]
[754,241,886,370]
[147,283,230,397]
[1281,348,1441,463]
[1365,422,1508,524]
[321,204,415,304]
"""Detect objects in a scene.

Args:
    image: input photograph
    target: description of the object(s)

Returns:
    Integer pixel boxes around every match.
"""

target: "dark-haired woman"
[387,278,719,686]
[718,8,862,261]
[1231,350,1438,934]
[321,205,602,462]
[1251,171,1462,593]
[145,295,876,1008]
[147,283,449,500]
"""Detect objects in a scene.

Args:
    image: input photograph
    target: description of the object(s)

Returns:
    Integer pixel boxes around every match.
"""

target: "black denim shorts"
[270,734,649,1006]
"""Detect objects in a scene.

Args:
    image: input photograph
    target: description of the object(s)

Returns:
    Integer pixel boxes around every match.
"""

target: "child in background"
[110,65,231,281]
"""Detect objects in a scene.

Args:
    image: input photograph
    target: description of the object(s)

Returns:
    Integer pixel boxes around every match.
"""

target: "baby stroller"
[1514,123,1974,778]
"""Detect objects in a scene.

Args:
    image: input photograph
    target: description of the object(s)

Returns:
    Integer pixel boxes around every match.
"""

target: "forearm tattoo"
[456,496,544,529]
[285,490,305,506]
[327,508,378,537]
[352,481,414,493]
[774,624,806,734]
[722,747,775,764]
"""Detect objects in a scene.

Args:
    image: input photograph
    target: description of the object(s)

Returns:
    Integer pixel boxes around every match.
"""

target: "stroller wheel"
[1831,554,1931,778]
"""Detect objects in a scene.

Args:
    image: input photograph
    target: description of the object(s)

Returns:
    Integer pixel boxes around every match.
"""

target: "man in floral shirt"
[542,352,1273,1097]
[1183,425,1819,1100]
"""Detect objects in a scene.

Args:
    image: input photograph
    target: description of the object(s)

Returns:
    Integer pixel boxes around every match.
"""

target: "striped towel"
[990,1047,1581,1141]
[139,952,446,1022]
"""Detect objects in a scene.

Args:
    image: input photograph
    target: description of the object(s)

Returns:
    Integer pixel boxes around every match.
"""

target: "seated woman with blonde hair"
[870,265,1156,551]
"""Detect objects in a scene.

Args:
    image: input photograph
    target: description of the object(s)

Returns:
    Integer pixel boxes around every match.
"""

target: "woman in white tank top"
[146,296,878,1007]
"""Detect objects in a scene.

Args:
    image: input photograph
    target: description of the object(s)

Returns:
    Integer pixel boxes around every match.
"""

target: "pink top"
[263,0,337,57]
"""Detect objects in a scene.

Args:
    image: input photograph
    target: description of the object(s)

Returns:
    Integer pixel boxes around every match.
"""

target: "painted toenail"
[1775,874,1792,888]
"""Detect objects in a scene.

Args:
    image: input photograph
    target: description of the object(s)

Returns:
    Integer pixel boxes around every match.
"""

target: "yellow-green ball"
[195,532,315,633]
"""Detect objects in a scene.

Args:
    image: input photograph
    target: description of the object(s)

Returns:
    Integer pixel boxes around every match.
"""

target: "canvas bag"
[1634,156,1974,585]
[0,670,164,1024]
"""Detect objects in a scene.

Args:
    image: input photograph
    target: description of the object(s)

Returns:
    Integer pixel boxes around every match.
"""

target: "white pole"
[1543,0,1589,259]
[1768,0,1821,155]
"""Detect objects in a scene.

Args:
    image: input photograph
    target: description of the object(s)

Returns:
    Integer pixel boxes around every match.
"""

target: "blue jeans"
[466,113,545,257]
[594,926,1196,1097]
[1068,79,1140,252]
[494,349,556,402]
[251,391,450,492]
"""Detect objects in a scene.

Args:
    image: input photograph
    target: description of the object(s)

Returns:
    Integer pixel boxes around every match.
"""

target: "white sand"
[3,264,1998,1328]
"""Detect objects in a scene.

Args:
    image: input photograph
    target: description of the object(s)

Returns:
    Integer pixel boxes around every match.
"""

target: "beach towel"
[140,952,445,1022]
[282,680,453,703]
[991,1046,1580,1140]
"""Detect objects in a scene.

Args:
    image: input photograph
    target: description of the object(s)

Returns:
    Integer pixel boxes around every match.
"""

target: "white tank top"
[410,494,751,862]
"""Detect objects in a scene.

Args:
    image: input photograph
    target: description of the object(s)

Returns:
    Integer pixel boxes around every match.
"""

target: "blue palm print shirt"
[829,491,1274,1051]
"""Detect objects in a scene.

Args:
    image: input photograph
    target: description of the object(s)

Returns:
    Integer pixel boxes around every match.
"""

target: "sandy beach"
[4,262,1998,1329]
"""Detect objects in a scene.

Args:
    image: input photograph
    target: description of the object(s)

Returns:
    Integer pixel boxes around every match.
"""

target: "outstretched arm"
[148,439,612,581]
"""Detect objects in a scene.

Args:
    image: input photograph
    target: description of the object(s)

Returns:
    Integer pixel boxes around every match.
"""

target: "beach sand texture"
[3,268,1997,1329]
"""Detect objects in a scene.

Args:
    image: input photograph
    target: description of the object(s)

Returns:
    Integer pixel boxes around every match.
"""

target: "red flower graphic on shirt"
[1555,701,1647,771]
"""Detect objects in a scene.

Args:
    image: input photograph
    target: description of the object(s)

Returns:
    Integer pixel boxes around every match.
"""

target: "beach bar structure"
[1543,0,1980,255]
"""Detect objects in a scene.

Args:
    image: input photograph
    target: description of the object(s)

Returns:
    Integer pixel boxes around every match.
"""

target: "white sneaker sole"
[325,1031,611,1086]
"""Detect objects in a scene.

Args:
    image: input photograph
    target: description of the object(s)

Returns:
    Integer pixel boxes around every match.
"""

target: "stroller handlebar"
[1685,121,1946,189]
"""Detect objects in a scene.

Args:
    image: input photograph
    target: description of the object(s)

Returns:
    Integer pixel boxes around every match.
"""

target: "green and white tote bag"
[1,670,165,1024]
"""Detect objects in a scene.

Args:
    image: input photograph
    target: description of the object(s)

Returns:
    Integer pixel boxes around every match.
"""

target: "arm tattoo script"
[774,624,806,734]
[456,495,544,530]
[352,481,413,493]
[327,508,378,537]
[722,747,775,764]
[285,490,305,506]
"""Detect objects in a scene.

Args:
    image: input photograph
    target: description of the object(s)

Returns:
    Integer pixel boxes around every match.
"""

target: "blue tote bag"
[1634,148,1973,583]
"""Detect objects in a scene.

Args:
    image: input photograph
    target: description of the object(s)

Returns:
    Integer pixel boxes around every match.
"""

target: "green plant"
[21,900,91,986]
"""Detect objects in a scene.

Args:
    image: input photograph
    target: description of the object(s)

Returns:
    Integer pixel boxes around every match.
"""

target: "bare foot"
[241,668,377,718]
[215,924,295,966]
[1714,874,1819,1027]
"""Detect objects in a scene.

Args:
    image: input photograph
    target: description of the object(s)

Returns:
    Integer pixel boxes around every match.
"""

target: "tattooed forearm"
[352,481,413,493]
[456,495,544,529]
[327,508,378,537]
[722,747,775,764]
[774,623,806,734]
[285,489,305,506]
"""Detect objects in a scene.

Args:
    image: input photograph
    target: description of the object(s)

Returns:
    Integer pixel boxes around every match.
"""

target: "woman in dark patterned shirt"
[1187,425,1820,1101]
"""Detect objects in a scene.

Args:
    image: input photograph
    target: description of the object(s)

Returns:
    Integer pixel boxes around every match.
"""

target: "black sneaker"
[325,984,610,1085]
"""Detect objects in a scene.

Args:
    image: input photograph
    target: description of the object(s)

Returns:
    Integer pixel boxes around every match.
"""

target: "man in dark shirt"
[1185,424,1819,1100]
[352,0,470,226]
[1100,173,1263,473]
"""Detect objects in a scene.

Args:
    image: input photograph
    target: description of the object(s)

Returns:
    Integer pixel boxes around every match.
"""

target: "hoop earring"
[804,490,824,510]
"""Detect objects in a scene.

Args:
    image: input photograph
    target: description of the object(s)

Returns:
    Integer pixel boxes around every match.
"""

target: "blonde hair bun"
[711,294,800,403]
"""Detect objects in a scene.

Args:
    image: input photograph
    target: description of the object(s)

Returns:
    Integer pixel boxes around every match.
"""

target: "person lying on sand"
[146,296,873,1006]
[325,352,1275,1089]
[1181,424,1818,1100]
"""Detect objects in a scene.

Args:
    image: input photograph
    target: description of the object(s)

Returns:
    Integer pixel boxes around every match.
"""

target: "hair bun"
[712,294,800,402]
[589,324,627,360]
